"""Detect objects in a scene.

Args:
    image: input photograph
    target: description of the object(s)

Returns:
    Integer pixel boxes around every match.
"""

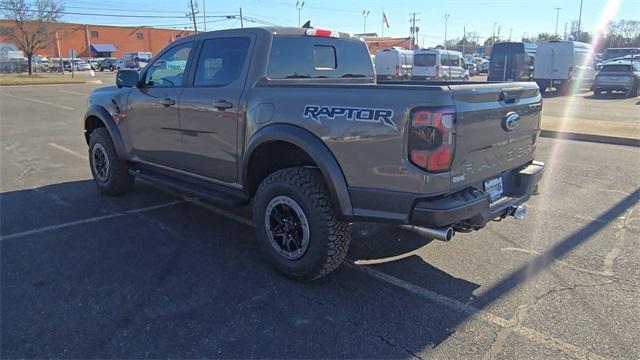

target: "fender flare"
[83,105,128,160]
[243,124,353,218]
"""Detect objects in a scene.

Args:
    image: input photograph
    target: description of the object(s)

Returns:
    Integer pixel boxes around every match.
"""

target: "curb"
[540,130,640,148]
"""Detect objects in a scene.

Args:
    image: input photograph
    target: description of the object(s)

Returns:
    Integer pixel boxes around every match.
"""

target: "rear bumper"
[411,161,544,229]
[349,161,545,230]
[594,84,633,92]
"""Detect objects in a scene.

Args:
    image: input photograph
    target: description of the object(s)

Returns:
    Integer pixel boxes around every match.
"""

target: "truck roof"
[171,27,359,45]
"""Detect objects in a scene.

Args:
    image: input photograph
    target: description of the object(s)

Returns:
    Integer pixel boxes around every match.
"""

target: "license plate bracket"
[484,176,504,202]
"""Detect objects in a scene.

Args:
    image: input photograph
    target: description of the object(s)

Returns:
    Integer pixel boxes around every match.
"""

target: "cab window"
[144,42,192,87]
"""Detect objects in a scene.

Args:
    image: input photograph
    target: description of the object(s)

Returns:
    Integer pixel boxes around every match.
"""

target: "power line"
[0,7,232,19]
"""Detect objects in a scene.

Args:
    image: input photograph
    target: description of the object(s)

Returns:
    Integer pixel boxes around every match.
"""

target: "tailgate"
[449,82,542,189]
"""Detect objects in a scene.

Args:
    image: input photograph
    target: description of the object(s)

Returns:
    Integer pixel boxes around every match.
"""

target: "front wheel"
[253,167,351,281]
[88,128,134,195]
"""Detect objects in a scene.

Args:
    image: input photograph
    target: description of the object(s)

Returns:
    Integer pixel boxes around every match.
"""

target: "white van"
[534,41,596,94]
[374,48,413,81]
[412,49,469,81]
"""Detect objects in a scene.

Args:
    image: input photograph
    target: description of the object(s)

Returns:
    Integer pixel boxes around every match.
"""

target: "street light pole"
[554,8,561,37]
[576,0,583,38]
[362,10,370,34]
[444,13,450,49]
[295,1,305,27]
[493,22,497,43]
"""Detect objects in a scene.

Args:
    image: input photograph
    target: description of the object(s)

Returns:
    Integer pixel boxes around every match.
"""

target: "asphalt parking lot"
[1,79,639,359]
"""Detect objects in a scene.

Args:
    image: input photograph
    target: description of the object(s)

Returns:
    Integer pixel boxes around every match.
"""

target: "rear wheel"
[253,167,351,281]
[627,81,639,98]
[88,128,134,195]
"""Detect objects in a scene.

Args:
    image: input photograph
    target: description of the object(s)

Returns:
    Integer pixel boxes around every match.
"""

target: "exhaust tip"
[443,227,454,241]
[512,204,528,220]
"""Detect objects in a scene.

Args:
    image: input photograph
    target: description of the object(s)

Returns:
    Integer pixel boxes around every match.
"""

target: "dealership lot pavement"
[1,82,639,359]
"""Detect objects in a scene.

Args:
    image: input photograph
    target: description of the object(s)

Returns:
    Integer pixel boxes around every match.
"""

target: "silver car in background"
[593,60,640,98]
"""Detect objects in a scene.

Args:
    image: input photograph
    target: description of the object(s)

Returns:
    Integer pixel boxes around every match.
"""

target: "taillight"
[395,65,400,75]
[408,108,455,172]
[435,65,440,77]
[305,29,339,38]
[568,66,574,79]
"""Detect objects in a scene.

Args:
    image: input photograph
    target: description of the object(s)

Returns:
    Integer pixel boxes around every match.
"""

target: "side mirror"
[116,69,139,88]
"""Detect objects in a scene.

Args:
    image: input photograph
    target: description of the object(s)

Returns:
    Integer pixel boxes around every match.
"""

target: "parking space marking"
[501,247,613,278]
[48,143,87,160]
[0,92,75,110]
[0,182,609,360]
[0,200,183,242]
[344,261,606,360]
[58,89,86,96]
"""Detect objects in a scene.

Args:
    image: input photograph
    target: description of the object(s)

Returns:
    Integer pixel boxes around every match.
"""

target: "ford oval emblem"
[503,112,520,131]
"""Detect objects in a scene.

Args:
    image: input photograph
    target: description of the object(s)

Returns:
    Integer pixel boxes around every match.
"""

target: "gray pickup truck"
[83,27,544,280]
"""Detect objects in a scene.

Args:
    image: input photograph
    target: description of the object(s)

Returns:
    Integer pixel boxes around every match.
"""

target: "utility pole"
[577,0,584,38]
[493,22,497,44]
[444,13,450,49]
[409,12,420,50]
[187,0,199,33]
[239,7,244,28]
[497,25,501,42]
[362,10,370,34]
[463,26,466,53]
[509,28,513,41]
[202,0,206,31]
[296,1,305,27]
[554,8,561,37]
[563,22,568,40]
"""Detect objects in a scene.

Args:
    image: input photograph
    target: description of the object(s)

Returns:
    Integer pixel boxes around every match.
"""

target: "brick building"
[0,20,194,58]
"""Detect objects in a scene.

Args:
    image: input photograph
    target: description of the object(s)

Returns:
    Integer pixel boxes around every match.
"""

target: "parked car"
[83,27,544,280]
[0,58,28,73]
[62,60,73,72]
[374,48,413,81]
[97,58,117,71]
[593,60,640,97]
[533,41,596,94]
[488,42,536,82]
[412,49,469,81]
[88,59,100,70]
[74,61,92,71]
[466,60,478,76]
[477,59,490,73]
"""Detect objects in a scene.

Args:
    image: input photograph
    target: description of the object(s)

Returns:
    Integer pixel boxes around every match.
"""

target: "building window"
[91,31,99,38]
[136,32,144,40]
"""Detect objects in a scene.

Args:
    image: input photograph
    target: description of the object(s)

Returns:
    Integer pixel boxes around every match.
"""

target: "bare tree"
[0,0,64,75]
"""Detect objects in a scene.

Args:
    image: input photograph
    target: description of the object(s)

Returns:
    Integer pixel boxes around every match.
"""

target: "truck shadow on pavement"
[2,180,638,358]
[1,180,480,358]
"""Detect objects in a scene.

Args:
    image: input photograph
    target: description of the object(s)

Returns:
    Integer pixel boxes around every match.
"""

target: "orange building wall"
[0,20,193,58]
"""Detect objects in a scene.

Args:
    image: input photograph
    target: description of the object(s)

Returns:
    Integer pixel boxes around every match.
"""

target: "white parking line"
[0,200,183,242]
[48,143,87,160]
[0,92,74,110]
[344,261,606,360]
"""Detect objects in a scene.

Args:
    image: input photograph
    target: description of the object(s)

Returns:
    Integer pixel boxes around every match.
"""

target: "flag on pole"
[383,12,390,28]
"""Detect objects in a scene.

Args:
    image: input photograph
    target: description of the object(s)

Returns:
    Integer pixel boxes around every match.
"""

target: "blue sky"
[60,0,639,47]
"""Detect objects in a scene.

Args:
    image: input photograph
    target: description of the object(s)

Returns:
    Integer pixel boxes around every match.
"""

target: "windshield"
[414,54,437,67]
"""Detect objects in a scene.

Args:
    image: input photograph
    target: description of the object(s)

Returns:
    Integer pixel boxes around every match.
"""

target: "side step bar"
[129,168,248,206]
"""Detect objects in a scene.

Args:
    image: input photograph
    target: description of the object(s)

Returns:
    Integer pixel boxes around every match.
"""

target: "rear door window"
[601,64,632,73]
[194,37,250,87]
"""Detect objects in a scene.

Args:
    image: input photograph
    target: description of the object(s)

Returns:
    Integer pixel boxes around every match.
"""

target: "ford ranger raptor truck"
[83,27,545,280]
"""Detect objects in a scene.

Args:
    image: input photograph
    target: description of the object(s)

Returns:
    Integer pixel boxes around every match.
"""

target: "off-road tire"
[253,167,351,281]
[88,127,134,195]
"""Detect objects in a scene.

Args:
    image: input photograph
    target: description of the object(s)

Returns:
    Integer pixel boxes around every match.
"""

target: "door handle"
[212,100,233,110]
[159,98,175,107]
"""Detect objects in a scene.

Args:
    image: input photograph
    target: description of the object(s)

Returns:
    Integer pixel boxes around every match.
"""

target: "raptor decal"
[303,105,397,130]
